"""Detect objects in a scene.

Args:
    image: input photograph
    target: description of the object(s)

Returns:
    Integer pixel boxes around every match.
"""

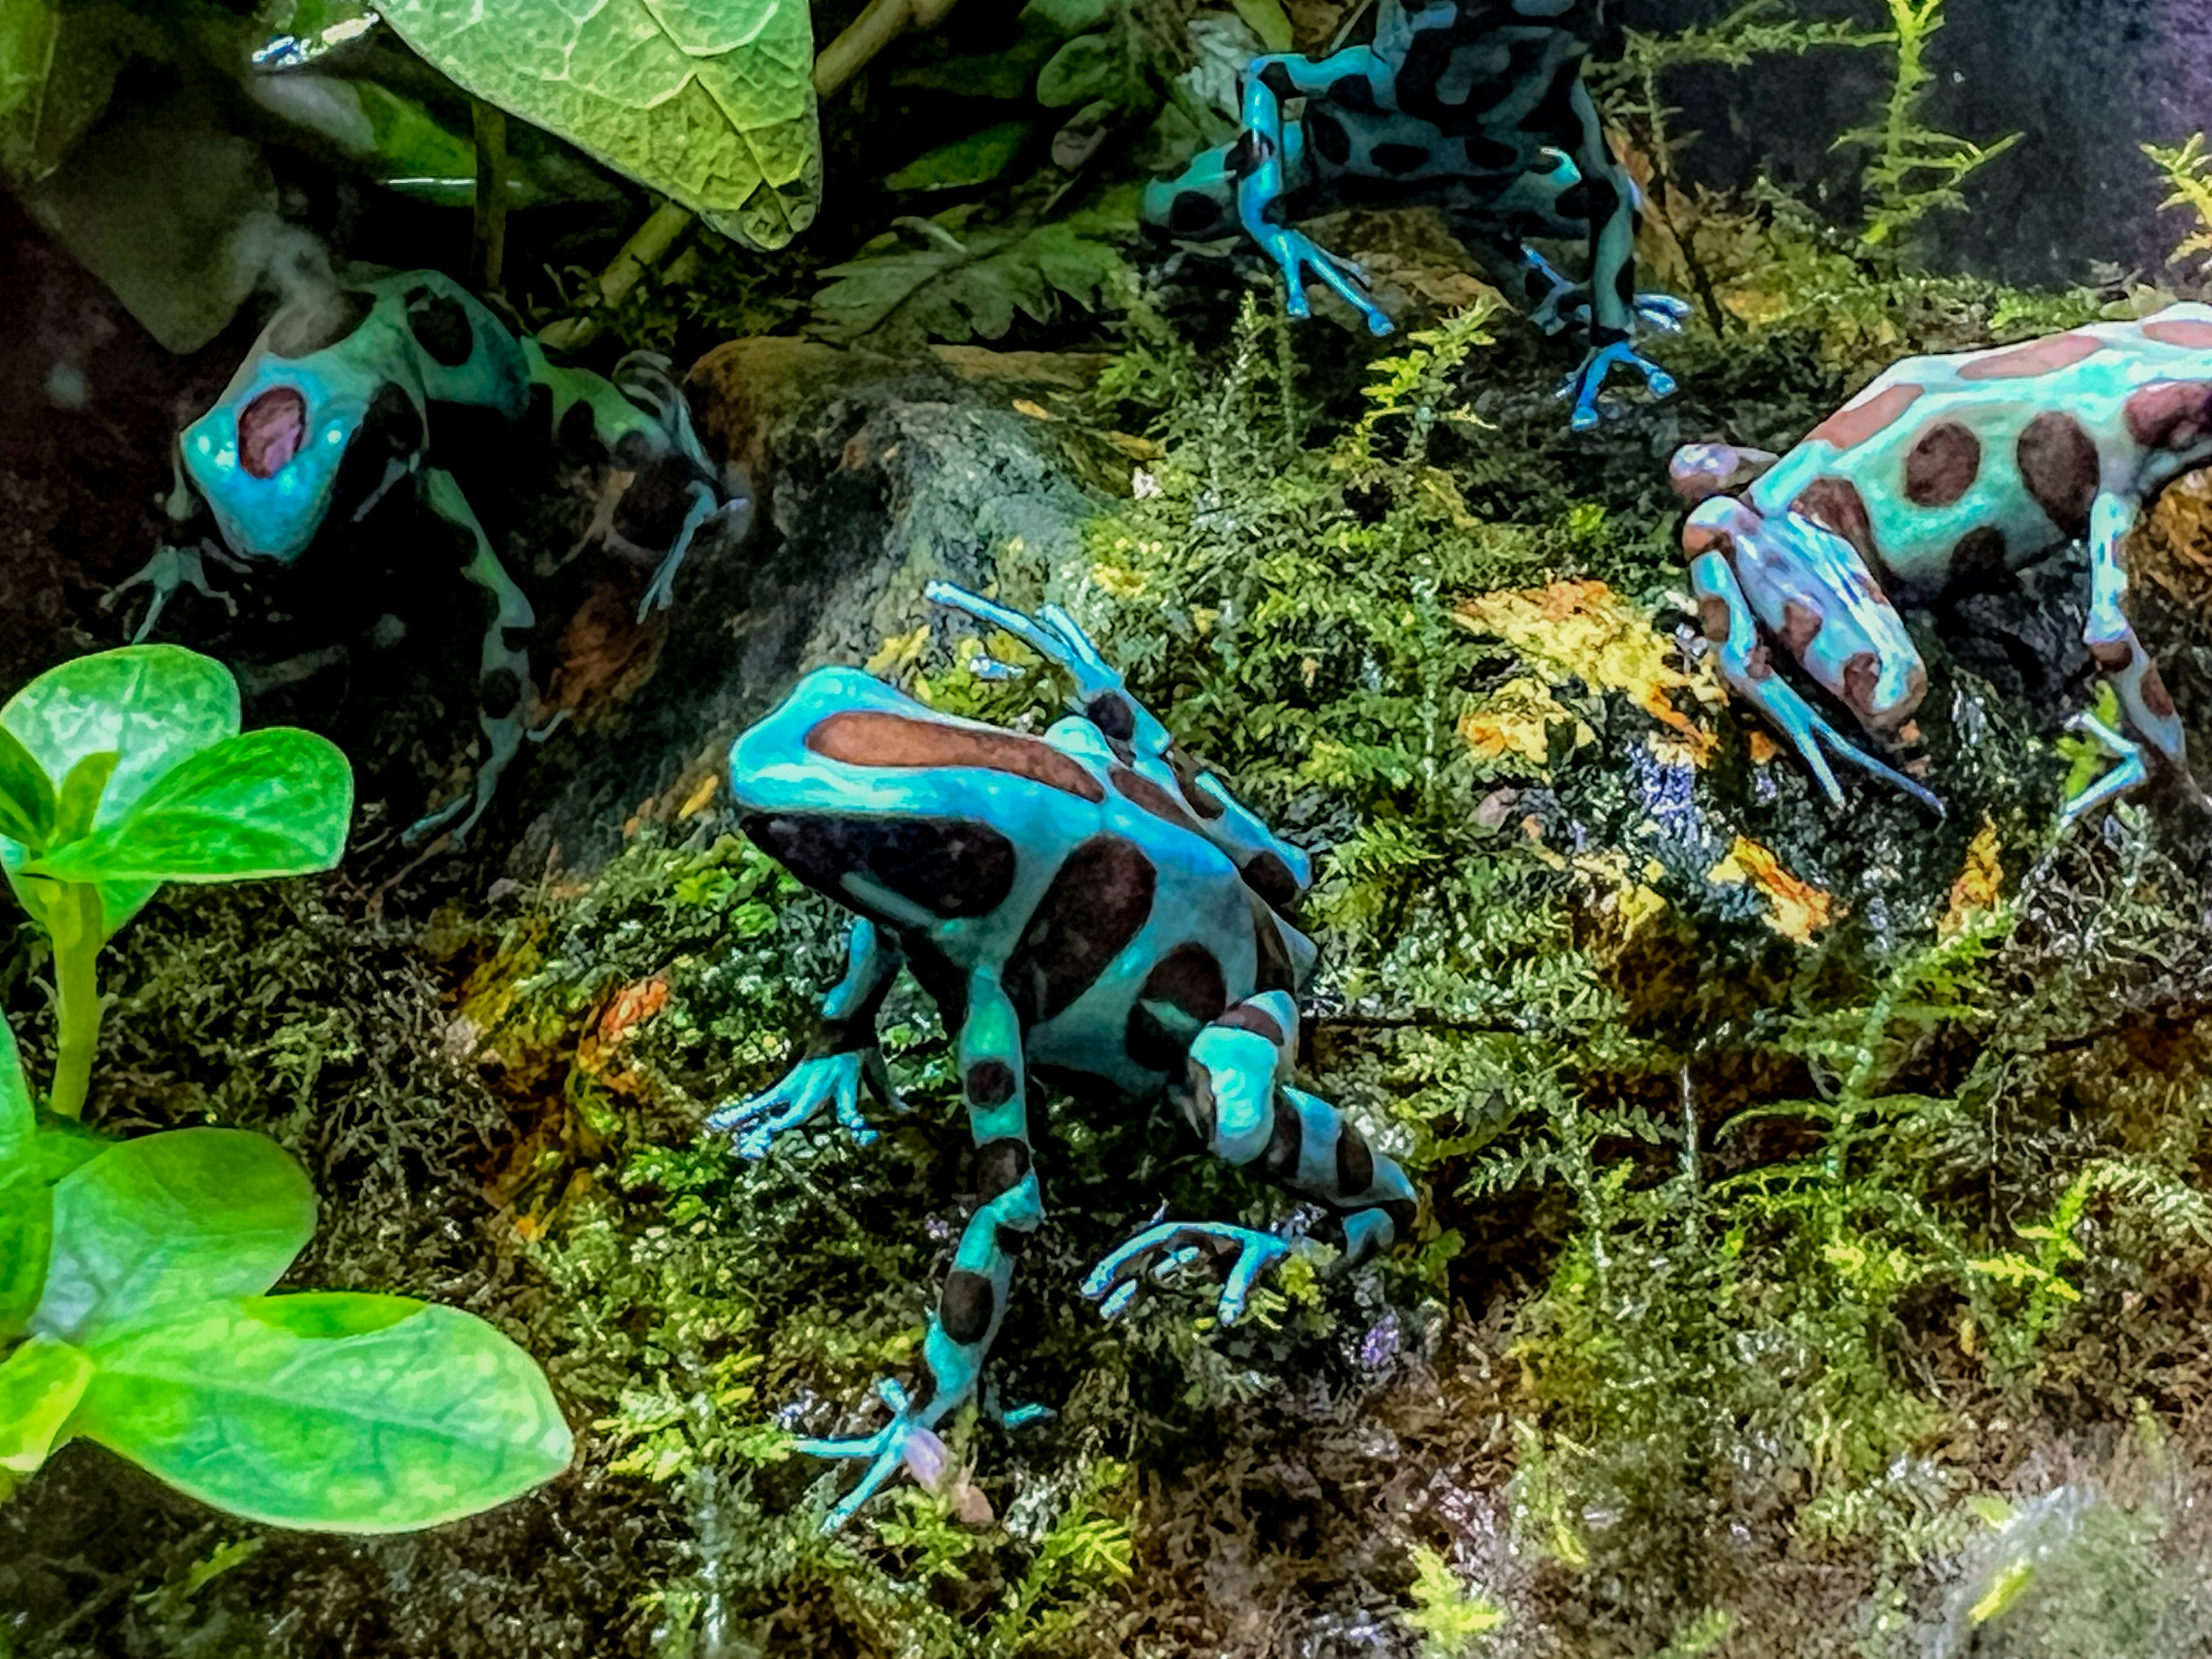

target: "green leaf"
[31,1128,316,1343]
[72,1295,573,1531]
[0,0,137,185]
[0,1176,51,1339]
[1018,0,1113,37]
[0,724,54,851]
[51,750,118,846]
[0,1009,32,1159]
[1037,34,1122,109]
[31,729,353,886]
[1228,0,1294,55]
[887,122,1032,192]
[0,1334,90,1473]
[377,0,819,250]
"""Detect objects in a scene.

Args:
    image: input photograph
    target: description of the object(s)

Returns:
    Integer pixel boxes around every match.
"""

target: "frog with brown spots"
[1671,303,2212,819]
[711,583,1417,1530]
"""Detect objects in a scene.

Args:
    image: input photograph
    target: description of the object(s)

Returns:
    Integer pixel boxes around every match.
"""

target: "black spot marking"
[480,667,523,719]
[975,1138,1031,1199]
[1371,142,1431,175]
[1171,191,1226,235]
[1264,1095,1304,1179]
[1242,850,1301,911]
[1005,836,1157,1026]
[1219,1003,1285,1046]
[1381,1197,1418,1240]
[405,290,477,369]
[1329,74,1378,112]
[744,813,1018,922]
[558,399,600,450]
[328,382,425,524]
[1335,1123,1376,1196]
[1953,526,2009,582]
[1259,62,1296,100]
[2017,411,2100,541]
[501,626,532,653]
[940,1270,995,1345]
[1125,942,1228,1073]
[967,1059,1016,1107]
[1252,899,1299,993]
[1166,748,1225,819]
[1308,110,1353,168]
[1087,695,1135,742]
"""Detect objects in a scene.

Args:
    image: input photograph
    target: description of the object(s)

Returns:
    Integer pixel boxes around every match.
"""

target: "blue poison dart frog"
[110,269,746,846]
[1144,0,1687,430]
[711,582,1418,1530]
[1673,304,2212,821]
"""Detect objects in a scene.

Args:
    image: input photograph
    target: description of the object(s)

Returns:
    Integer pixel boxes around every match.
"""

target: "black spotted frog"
[1145,0,1685,429]
[712,582,1418,1528]
[1675,304,2212,820]
[115,270,746,844]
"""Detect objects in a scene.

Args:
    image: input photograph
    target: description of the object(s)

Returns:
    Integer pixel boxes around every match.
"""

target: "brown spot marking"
[1166,747,1225,819]
[1218,1003,1286,1046]
[1842,653,1881,718]
[966,1059,1016,1107]
[1005,836,1157,1025]
[1779,601,1824,654]
[1241,850,1302,911]
[1252,898,1299,993]
[940,1270,997,1345]
[1747,645,1775,682]
[1335,1123,1376,1197]
[2142,665,2178,720]
[1126,942,1228,1072]
[1109,765,1200,833]
[1683,523,1729,557]
[1264,1096,1304,1179]
[974,1138,1031,1200]
[745,813,1017,921]
[2124,382,2212,452]
[1953,526,2009,581]
[239,386,309,479]
[1958,332,2105,381]
[1903,420,1983,506]
[1698,594,1733,643]
[1790,476,1885,572]
[2143,317,2212,350]
[2090,639,2135,673]
[2016,411,2101,539]
[1809,382,1925,450]
[808,710,1105,803]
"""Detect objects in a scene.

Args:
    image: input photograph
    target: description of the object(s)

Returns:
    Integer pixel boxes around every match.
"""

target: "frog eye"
[238,387,308,479]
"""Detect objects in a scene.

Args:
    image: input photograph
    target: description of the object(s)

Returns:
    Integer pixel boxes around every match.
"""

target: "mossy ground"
[9,181,2212,1659]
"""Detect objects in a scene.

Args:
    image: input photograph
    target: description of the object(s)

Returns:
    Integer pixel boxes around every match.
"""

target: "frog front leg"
[403,468,541,847]
[2069,490,2208,820]
[709,918,906,1157]
[1237,55,1395,335]
[1555,79,1677,431]
[794,974,1043,1531]
[1083,994,1416,1323]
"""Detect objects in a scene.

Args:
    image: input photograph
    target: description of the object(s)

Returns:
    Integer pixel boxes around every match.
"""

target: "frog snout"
[1839,651,1929,736]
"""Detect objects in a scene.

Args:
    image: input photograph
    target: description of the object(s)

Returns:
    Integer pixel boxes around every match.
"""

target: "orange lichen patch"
[1454,581,1722,767]
[596,975,671,1046]
[1709,836,1835,945]
[1940,817,2005,940]
[1809,382,1926,451]
[1748,729,1783,765]
[1957,332,2105,381]
[2143,317,2212,349]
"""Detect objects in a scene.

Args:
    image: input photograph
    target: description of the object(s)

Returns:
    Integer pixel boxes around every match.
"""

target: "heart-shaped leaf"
[32,1128,316,1343]
[0,725,54,851]
[30,729,353,886]
[72,1294,573,1531]
[0,1334,91,1474]
[377,0,819,250]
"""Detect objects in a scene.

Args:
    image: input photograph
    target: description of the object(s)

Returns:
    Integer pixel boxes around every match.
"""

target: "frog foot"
[2059,710,2148,825]
[1754,672,1946,817]
[1258,228,1393,337]
[103,540,243,642]
[1081,1219,1294,1325]
[923,581,1124,707]
[793,1377,949,1533]
[1559,339,1679,431]
[709,1051,884,1158]
[1636,293,1693,333]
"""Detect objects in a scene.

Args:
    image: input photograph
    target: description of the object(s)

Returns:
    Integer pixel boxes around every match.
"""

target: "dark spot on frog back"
[2124,382,2212,452]
[1125,942,1229,1073]
[1903,420,1982,506]
[329,382,425,522]
[1170,191,1229,236]
[939,1270,997,1345]
[403,287,479,369]
[2016,411,2100,540]
[1307,109,1353,168]
[808,710,1106,802]
[1789,476,1885,574]
[1006,835,1157,1025]
[744,812,1018,921]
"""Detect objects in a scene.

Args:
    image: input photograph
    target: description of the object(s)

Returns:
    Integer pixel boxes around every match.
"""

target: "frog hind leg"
[1686,502,1944,815]
[794,974,1042,1531]
[403,468,541,847]
[1236,52,1394,335]
[2072,490,2208,819]
[1554,79,1677,430]
[1082,994,1417,1323]
[710,918,906,1157]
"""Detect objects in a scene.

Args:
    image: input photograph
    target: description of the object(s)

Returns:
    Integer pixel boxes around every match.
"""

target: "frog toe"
[1082,1219,1293,1325]
[1636,293,1693,332]
[2059,711,2149,825]
[709,1052,876,1158]
[790,1378,941,1532]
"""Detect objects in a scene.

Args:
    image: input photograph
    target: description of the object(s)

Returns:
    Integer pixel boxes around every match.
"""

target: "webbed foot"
[1258,228,1393,336]
[1751,671,1945,818]
[1635,293,1693,332]
[1081,1219,1293,1325]
[1560,339,1679,431]
[104,540,243,641]
[792,1377,949,1532]
[923,581,1123,704]
[2059,711,2148,826]
[709,1051,887,1157]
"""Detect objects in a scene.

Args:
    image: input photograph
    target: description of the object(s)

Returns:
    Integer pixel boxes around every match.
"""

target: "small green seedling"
[0,645,571,1532]
[0,646,352,1119]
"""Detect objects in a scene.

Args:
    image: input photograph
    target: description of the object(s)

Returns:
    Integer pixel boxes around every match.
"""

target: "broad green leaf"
[0,725,54,851]
[1228,0,1294,55]
[73,1295,573,1532]
[32,729,353,886]
[0,1334,90,1472]
[52,751,117,845]
[887,122,1032,192]
[377,0,819,250]
[32,1129,315,1342]
[0,1176,51,1338]
[0,1008,31,1157]
[1019,0,1113,37]
[0,0,138,185]
[1038,34,1136,111]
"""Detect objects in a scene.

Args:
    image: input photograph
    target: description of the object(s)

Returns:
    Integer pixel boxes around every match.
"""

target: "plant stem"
[46,884,102,1121]
[471,99,509,296]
